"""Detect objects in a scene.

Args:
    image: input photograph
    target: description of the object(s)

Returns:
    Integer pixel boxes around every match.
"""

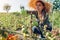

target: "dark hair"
[36,1,46,14]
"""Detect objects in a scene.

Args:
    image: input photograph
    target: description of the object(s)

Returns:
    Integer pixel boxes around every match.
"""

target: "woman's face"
[36,2,44,12]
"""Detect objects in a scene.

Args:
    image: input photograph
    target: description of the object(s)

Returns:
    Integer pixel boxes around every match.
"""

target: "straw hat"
[29,0,52,13]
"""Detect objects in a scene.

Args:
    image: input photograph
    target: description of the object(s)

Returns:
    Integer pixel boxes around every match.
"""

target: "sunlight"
[0,0,29,12]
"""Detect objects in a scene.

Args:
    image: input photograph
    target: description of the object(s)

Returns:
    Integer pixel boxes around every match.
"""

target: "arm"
[27,10,38,19]
[26,10,37,15]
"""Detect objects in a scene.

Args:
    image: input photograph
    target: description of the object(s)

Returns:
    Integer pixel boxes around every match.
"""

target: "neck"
[38,11,42,14]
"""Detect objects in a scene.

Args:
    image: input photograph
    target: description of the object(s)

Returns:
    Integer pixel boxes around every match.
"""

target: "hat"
[28,0,52,13]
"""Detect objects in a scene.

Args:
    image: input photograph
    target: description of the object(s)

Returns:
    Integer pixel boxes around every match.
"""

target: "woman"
[30,0,52,38]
